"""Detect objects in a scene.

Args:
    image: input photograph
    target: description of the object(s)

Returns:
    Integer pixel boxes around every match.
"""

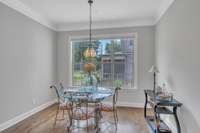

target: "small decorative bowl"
[156,93,173,101]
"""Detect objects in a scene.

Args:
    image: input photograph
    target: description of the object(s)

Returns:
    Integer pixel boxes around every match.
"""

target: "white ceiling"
[0,0,174,31]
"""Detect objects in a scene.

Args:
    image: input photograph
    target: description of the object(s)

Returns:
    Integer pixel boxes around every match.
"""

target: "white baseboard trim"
[117,102,144,108]
[0,99,57,132]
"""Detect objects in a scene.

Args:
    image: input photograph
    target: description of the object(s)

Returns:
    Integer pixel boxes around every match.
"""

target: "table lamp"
[149,65,159,93]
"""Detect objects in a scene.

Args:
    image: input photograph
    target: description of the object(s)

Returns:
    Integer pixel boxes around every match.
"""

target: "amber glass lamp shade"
[84,47,96,58]
[84,63,96,73]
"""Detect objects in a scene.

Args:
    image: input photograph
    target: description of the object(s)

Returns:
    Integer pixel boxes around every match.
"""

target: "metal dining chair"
[66,92,96,133]
[99,87,120,130]
[50,84,69,126]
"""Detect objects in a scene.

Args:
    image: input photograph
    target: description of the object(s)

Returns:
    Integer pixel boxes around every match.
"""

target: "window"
[71,34,137,89]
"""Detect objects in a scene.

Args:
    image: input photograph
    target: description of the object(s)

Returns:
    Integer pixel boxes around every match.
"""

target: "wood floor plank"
[1,104,149,133]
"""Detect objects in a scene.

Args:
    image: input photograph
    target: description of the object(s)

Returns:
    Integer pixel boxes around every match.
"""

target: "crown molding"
[154,0,175,24]
[0,0,175,31]
[56,18,156,31]
[0,0,57,31]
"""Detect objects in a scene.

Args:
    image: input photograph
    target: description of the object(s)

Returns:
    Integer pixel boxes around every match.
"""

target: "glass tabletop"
[63,86,114,102]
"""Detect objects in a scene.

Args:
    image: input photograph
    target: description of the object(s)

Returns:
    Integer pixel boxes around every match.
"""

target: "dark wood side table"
[144,90,182,133]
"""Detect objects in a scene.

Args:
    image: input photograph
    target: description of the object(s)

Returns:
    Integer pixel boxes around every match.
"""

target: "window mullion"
[111,42,115,86]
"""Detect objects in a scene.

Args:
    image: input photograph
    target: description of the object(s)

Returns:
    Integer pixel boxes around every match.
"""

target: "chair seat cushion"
[59,102,71,109]
[100,104,113,112]
[72,107,94,120]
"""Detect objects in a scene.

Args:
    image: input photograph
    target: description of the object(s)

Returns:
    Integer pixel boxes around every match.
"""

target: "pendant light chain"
[88,0,93,47]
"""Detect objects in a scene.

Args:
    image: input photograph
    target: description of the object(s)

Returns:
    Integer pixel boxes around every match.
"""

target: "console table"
[144,90,182,133]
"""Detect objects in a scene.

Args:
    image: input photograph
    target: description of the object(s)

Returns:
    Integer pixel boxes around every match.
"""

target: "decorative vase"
[84,63,96,73]
[83,63,97,86]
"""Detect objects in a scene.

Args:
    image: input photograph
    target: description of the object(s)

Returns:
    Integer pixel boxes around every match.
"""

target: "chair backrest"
[113,87,120,105]
[50,85,60,102]
[59,83,65,96]
[51,84,67,103]
[59,82,64,89]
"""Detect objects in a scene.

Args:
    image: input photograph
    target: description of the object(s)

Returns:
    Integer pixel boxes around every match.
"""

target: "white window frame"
[69,33,138,90]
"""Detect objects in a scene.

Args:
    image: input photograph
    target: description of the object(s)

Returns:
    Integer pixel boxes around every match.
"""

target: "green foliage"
[73,71,84,81]
[105,40,122,53]
[114,80,123,88]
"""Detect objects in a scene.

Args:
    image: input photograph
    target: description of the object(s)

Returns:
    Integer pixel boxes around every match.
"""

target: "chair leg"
[67,104,73,133]
[67,126,70,133]
[113,110,118,131]
[77,119,80,132]
[62,109,65,119]
[99,110,103,119]
[67,124,72,133]
[67,118,72,133]
[54,105,60,127]
[86,103,89,133]
[115,109,118,123]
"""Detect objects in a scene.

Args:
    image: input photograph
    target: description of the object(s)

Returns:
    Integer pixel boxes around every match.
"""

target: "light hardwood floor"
[2,104,149,133]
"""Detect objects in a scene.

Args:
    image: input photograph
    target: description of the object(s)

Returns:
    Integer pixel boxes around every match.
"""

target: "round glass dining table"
[63,86,115,102]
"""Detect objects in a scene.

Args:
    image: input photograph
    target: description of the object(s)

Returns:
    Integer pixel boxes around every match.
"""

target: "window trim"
[68,33,138,90]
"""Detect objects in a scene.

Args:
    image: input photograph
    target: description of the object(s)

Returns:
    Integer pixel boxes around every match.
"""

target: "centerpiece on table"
[83,62,97,86]
[155,84,173,101]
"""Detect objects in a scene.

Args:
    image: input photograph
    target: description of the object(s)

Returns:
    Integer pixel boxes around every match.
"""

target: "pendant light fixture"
[84,0,96,58]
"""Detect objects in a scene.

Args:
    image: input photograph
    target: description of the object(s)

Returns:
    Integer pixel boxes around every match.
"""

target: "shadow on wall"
[158,74,200,133]
[164,101,200,133]
[166,75,175,92]
[179,105,200,133]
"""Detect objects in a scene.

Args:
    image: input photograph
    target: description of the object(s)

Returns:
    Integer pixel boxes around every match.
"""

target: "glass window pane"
[71,37,134,88]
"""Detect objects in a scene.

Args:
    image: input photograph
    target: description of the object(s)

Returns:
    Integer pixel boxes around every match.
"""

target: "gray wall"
[155,0,200,132]
[57,26,155,105]
[0,3,57,124]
